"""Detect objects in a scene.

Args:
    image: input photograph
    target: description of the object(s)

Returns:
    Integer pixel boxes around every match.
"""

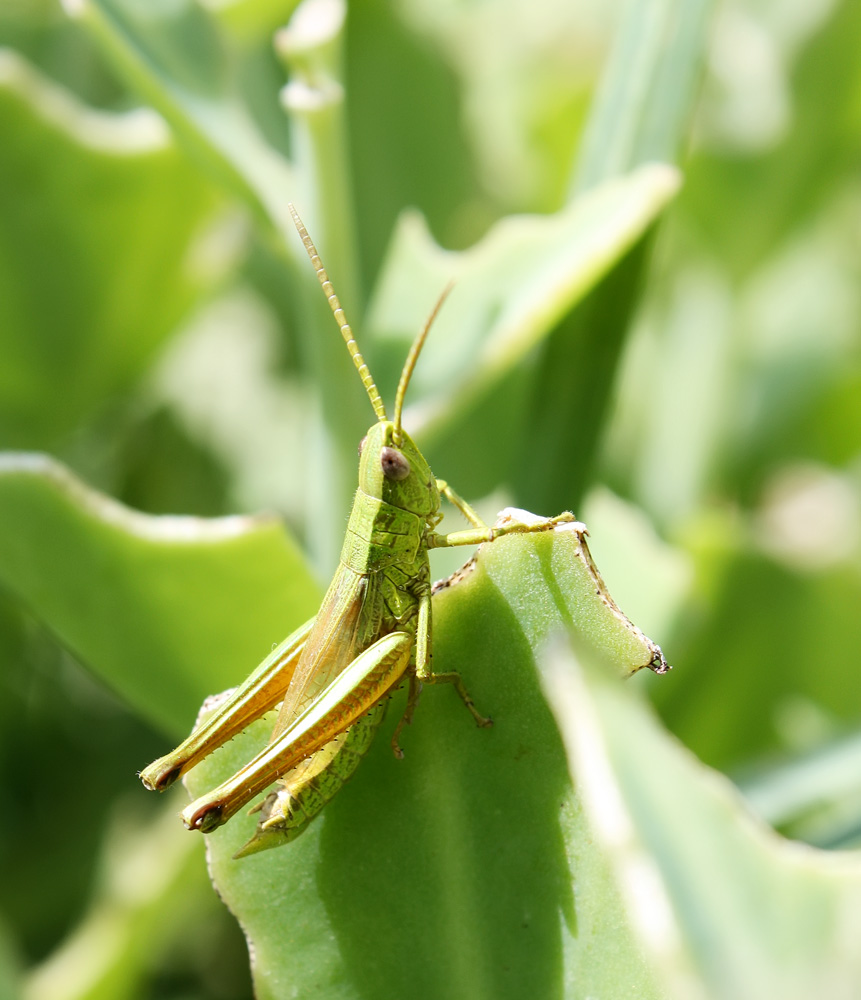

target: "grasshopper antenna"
[392,282,453,446]
[289,203,388,423]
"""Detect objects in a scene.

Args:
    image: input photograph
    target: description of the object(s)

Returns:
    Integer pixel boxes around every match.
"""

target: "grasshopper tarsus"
[466,705,493,729]
[458,683,493,728]
[650,648,671,674]
[188,804,223,833]
[140,761,181,792]
[457,686,493,729]
[389,711,411,759]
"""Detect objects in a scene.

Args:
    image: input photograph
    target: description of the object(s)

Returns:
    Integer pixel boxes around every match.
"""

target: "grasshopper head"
[358,421,439,517]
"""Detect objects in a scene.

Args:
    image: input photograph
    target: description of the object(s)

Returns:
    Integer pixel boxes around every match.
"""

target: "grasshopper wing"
[270,565,370,740]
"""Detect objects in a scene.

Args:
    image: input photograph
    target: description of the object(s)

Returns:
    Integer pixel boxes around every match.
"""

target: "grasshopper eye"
[358,435,368,456]
[380,447,410,481]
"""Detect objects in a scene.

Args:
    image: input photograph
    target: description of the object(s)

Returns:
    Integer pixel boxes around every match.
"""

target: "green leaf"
[367,163,680,500]
[183,515,667,999]
[0,50,219,449]
[542,640,861,1000]
[0,454,320,735]
[512,0,713,510]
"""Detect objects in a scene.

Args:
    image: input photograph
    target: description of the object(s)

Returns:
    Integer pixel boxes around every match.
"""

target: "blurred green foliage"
[0,0,860,997]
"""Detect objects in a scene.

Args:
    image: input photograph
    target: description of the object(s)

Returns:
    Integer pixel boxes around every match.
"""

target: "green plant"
[1,1,860,998]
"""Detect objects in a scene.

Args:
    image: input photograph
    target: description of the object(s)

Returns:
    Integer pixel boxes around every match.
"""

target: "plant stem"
[277,0,367,573]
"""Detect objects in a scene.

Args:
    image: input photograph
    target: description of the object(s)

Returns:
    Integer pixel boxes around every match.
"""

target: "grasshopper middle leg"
[390,587,492,759]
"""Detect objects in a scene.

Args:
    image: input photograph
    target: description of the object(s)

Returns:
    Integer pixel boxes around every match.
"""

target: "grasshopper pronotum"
[141,205,668,857]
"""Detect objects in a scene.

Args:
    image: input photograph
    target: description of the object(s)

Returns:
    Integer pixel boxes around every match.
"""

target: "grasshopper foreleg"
[427,509,577,550]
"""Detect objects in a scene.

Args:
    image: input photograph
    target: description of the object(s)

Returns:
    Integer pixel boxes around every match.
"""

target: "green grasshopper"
[141,205,665,857]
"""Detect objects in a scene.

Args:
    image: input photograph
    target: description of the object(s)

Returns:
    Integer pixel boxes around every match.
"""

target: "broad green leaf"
[542,641,861,1000]
[0,454,320,735]
[368,163,680,491]
[0,50,219,449]
[184,515,668,1000]
[513,0,713,510]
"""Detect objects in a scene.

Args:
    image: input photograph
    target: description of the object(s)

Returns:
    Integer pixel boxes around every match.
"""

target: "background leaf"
[0,50,220,451]
[369,164,679,500]
[543,640,861,1000]
[0,454,320,735]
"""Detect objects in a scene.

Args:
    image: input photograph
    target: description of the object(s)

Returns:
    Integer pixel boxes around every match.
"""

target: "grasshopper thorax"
[358,421,439,518]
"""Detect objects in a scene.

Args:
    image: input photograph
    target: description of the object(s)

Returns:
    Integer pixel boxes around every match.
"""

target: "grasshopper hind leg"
[235,701,389,858]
